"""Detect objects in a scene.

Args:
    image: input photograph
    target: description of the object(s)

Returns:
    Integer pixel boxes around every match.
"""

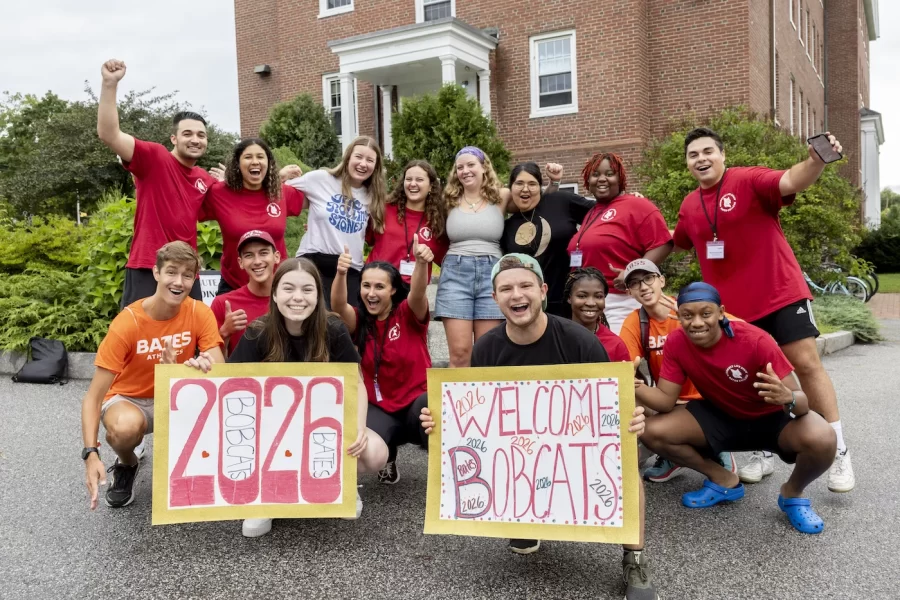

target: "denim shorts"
[434,254,505,321]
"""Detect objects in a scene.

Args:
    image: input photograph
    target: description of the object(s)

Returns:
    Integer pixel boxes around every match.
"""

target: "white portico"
[327,17,498,156]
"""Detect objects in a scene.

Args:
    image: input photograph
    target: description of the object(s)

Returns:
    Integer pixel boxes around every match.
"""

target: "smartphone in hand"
[807,133,842,164]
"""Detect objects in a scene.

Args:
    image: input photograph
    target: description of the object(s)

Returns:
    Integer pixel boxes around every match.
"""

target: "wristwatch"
[786,392,797,419]
[81,447,100,461]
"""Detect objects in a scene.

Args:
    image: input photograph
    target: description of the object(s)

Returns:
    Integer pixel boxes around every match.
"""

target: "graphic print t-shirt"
[286,170,370,270]
[472,314,609,368]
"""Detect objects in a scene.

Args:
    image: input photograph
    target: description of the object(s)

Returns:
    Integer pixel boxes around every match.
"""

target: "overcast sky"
[2,1,897,188]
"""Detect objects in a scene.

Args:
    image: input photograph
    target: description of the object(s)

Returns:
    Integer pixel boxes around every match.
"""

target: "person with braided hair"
[564,267,630,362]
[566,153,672,334]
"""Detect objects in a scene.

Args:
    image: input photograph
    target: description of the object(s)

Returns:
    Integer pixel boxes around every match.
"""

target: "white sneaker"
[738,451,775,483]
[134,437,147,460]
[828,449,855,493]
[341,491,363,520]
[242,518,273,538]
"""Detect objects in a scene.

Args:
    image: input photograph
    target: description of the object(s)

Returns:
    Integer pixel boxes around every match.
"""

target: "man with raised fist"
[97,59,216,308]
[80,242,224,511]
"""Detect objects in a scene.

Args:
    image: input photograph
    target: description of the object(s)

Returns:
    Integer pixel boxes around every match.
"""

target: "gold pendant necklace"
[515,209,538,245]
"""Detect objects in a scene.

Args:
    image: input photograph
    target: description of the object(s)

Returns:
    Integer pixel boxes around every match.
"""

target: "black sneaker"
[377,460,400,485]
[105,459,139,508]
[508,539,541,555]
[623,550,659,600]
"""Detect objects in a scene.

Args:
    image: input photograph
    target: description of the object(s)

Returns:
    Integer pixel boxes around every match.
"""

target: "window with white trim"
[806,101,810,139]
[529,30,578,118]
[322,74,359,145]
[416,0,453,22]
[558,183,579,194]
[805,9,810,55]
[789,77,795,135]
[789,0,795,27]
[798,0,803,43]
[319,0,353,18]
[774,51,779,123]
[798,89,804,139]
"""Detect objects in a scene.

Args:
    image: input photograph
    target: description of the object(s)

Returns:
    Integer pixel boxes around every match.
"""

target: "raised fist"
[545,163,563,182]
[101,60,127,84]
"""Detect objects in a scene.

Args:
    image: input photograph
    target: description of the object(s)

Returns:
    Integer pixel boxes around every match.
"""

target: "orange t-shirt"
[620,301,702,401]
[95,298,223,401]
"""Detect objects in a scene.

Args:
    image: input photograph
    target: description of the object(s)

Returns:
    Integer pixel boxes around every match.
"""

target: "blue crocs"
[778,495,824,534]
[682,479,745,508]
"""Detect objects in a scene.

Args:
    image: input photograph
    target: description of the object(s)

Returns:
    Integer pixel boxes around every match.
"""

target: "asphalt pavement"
[1,321,897,600]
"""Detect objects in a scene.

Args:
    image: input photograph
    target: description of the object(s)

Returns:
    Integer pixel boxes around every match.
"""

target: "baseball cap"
[623,258,661,284]
[490,253,548,311]
[237,230,277,255]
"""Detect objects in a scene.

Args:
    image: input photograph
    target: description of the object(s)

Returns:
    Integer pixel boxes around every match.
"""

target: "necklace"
[462,194,484,211]
[515,208,538,246]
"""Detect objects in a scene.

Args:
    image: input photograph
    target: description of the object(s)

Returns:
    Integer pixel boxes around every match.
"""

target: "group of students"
[79,58,855,600]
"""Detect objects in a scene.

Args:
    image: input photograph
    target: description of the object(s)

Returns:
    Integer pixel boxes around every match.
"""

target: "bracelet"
[786,391,797,418]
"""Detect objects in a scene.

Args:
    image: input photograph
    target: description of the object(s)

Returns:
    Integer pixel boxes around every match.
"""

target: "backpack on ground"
[12,337,69,385]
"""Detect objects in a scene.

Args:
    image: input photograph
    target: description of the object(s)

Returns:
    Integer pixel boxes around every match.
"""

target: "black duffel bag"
[12,337,69,384]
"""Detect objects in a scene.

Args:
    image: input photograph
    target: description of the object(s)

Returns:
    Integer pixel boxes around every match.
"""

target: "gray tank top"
[445,204,504,257]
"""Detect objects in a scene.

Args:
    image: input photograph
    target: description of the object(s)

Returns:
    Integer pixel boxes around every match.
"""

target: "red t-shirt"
[673,167,811,322]
[595,324,631,362]
[201,182,305,289]
[355,300,430,413]
[659,320,794,419]
[123,140,215,269]
[566,194,672,295]
[366,204,449,284]
[210,285,271,354]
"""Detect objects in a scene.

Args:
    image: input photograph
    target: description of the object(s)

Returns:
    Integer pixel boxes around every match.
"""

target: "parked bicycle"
[804,271,871,302]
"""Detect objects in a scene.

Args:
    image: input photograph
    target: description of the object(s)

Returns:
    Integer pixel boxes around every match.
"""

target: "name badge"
[374,382,384,403]
[706,240,725,260]
[399,260,416,276]
[569,250,583,267]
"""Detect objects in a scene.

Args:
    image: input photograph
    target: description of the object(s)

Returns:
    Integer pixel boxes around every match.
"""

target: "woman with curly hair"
[566,152,673,333]
[201,137,305,295]
[366,160,448,285]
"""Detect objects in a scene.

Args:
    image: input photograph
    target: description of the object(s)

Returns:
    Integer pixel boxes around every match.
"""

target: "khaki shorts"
[101,395,154,434]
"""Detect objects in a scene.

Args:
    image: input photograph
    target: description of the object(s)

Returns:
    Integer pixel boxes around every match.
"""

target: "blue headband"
[677,282,734,338]
[456,146,486,163]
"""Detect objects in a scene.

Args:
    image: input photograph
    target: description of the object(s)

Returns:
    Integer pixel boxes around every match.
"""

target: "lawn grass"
[817,323,840,335]
[877,273,900,294]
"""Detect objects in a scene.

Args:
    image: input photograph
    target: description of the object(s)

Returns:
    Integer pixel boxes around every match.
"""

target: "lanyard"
[403,210,428,260]
[698,169,727,241]
[371,313,392,383]
[575,202,610,249]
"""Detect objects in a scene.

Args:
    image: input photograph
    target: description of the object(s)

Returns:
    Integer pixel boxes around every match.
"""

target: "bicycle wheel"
[865,272,880,296]
[844,276,871,302]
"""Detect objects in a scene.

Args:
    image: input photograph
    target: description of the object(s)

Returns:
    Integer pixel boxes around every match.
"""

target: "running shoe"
[738,451,775,483]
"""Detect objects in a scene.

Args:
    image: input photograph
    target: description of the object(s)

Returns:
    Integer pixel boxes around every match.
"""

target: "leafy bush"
[197,221,223,270]
[855,224,900,273]
[0,215,92,273]
[259,95,341,169]
[636,107,863,285]
[811,294,883,343]
[390,85,511,186]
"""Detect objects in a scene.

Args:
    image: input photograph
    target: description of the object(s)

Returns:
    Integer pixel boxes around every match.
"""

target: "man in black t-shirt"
[421,253,658,600]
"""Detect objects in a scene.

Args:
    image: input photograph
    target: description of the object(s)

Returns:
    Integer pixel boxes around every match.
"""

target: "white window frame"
[529,30,579,119]
[318,0,353,19]
[415,0,455,23]
[773,51,780,125]
[805,9,810,56]
[798,89,804,139]
[806,101,810,139]
[322,74,359,145]
[798,0,803,43]
[789,0,795,28]
[789,77,795,135]
[558,183,579,194]
[811,25,816,70]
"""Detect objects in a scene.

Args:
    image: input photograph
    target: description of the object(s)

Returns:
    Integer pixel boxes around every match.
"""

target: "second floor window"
[424,0,451,21]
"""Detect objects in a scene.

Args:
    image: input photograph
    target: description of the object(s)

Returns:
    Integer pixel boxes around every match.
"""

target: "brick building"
[234,0,883,224]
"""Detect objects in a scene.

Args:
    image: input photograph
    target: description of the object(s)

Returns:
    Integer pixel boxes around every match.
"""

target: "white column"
[381,85,394,159]
[440,55,457,86]
[339,72,355,151]
[477,69,491,117]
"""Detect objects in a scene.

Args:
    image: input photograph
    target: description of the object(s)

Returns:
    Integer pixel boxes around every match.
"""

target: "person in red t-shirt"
[367,160,449,286]
[211,230,281,355]
[563,267,631,362]
[97,59,215,308]
[566,153,673,334]
[332,233,433,486]
[673,127,854,493]
[202,138,305,295]
[636,283,836,535]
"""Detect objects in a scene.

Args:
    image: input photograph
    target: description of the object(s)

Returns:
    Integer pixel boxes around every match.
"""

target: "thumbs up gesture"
[221,299,248,337]
[160,337,177,364]
[755,362,792,405]
[337,245,352,275]
[413,234,433,264]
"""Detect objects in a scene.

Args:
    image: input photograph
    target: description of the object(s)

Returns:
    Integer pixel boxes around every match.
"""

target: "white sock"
[830,420,847,453]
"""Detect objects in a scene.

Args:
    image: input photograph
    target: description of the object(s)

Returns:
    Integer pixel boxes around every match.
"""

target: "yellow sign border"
[152,362,359,525]
[425,362,640,544]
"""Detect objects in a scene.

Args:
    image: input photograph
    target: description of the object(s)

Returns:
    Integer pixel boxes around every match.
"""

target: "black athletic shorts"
[121,267,203,309]
[686,400,797,464]
[751,299,819,345]
[366,393,429,450]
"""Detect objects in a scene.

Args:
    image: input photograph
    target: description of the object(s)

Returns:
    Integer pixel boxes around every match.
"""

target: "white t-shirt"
[286,170,371,270]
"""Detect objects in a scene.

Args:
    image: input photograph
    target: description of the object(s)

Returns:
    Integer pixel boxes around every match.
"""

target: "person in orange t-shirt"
[620,259,736,483]
[80,242,224,512]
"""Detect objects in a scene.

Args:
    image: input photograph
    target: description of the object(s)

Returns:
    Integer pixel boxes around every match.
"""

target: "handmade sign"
[425,363,640,544]
[152,363,358,525]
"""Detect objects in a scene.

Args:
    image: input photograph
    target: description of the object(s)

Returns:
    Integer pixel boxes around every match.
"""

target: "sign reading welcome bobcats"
[424,363,640,544]
[152,363,358,525]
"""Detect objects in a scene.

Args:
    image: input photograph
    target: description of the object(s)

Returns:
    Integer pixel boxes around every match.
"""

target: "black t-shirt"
[229,315,361,364]
[501,191,595,315]
[471,313,609,368]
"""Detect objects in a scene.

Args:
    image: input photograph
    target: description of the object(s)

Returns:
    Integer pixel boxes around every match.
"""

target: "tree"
[259,94,341,170]
[635,107,863,288]
[0,89,237,218]
[390,84,511,186]
[882,187,900,211]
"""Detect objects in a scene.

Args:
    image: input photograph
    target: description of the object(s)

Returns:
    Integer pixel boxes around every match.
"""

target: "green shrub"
[259,95,342,169]
[855,206,900,273]
[0,215,92,273]
[811,294,882,343]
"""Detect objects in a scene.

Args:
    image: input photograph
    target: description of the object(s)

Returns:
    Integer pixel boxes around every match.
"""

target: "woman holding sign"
[227,257,389,538]
[331,235,432,486]
[566,153,673,334]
